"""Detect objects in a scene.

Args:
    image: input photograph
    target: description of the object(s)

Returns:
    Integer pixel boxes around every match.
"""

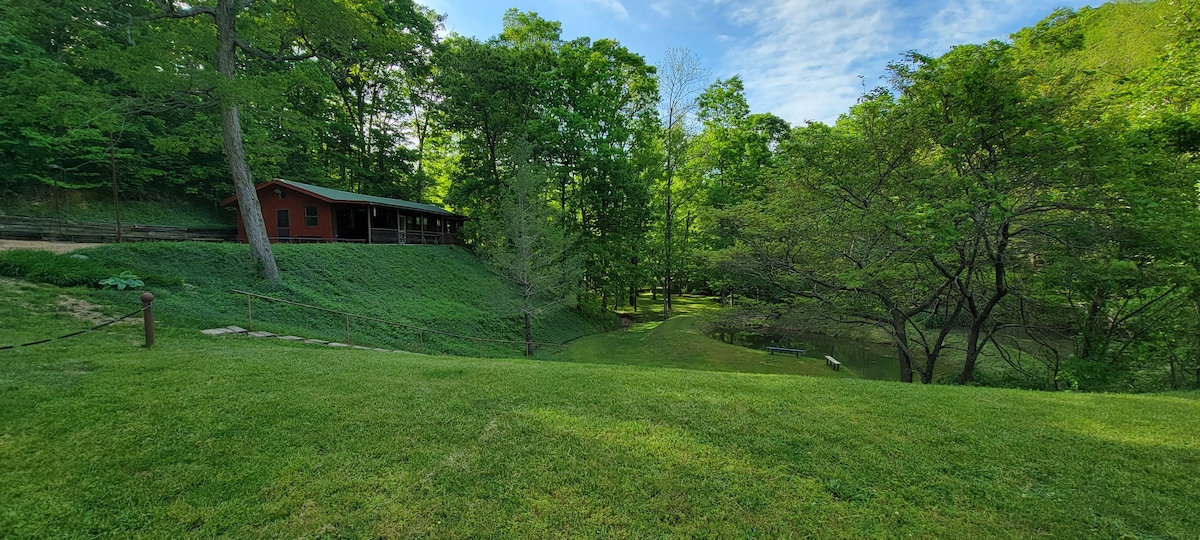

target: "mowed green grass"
[2,289,1198,538]
[552,314,852,378]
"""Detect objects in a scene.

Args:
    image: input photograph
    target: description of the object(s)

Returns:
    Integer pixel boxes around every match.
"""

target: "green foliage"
[477,153,583,354]
[0,250,111,288]
[97,271,143,291]
[435,14,658,304]
[716,9,1200,391]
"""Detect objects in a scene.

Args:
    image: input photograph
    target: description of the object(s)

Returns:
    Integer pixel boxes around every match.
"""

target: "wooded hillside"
[2,0,1197,391]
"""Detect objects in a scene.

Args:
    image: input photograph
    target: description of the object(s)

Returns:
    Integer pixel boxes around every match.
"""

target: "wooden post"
[345,314,351,345]
[141,292,155,348]
[418,329,424,354]
[246,293,253,330]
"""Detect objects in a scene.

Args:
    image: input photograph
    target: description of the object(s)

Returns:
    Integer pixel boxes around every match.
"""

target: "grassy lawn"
[2,285,1198,538]
[552,314,852,378]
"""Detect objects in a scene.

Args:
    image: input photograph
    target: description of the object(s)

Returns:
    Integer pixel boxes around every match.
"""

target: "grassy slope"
[76,243,606,357]
[552,315,852,378]
[1,299,1197,538]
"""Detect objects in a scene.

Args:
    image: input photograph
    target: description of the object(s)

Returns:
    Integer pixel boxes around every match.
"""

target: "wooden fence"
[0,216,236,243]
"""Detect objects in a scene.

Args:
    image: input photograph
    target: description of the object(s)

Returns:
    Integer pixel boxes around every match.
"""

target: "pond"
[733,332,902,381]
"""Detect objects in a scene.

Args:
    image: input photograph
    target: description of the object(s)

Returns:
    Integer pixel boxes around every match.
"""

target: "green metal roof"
[276,179,464,218]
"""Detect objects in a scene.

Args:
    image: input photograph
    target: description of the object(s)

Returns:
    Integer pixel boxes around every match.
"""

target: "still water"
[734,332,902,381]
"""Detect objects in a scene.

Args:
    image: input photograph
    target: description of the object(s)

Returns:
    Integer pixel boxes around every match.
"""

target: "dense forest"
[2,0,1197,391]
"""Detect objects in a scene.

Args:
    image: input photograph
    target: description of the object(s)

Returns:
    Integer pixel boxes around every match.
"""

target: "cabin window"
[304,206,318,227]
[406,216,413,224]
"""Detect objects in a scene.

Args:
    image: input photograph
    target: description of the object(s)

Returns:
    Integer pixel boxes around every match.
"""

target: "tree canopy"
[3,0,1197,390]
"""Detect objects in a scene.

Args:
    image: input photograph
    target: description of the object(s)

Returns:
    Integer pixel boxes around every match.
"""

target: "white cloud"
[716,0,897,124]
[650,1,671,17]
[716,0,1082,124]
[586,0,631,20]
[921,0,1038,48]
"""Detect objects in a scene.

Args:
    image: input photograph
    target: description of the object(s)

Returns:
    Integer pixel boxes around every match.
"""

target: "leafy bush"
[0,250,113,287]
[98,271,145,290]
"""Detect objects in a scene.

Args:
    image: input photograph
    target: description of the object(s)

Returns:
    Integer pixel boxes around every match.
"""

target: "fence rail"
[0,216,236,243]
[232,289,565,356]
[1,293,155,350]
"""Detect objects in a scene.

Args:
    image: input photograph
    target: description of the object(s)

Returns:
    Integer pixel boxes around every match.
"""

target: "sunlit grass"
[615,291,717,322]
[552,313,850,378]
[2,301,1197,537]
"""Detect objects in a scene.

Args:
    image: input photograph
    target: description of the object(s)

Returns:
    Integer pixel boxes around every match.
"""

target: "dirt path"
[0,239,100,254]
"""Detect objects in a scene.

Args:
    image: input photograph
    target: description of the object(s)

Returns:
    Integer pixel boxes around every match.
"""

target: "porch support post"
[395,209,402,244]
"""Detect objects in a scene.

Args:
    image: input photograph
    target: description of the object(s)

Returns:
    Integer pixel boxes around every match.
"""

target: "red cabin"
[221,179,466,245]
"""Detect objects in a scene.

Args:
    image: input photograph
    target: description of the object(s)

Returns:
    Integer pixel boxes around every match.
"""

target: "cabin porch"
[332,204,462,245]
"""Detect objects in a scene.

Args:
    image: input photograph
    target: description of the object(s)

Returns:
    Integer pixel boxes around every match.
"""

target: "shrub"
[0,250,113,287]
[98,271,145,290]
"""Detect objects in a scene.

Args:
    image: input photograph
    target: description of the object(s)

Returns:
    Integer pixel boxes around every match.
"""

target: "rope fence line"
[232,289,567,355]
[0,303,151,351]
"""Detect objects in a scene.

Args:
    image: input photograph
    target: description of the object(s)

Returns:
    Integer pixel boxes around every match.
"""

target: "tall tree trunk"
[109,137,122,243]
[958,283,1007,384]
[891,311,914,383]
[664,175,673,320]
[216,0,279,281]
[957,224,1010,385]
[959,320,986,385]
[524,311,533,357]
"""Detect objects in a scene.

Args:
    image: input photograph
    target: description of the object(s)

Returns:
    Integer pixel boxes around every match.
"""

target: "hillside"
[552,314,854,378]
[0,295,1196,538]
[71,242,608,356]
[1012,1,1176,98]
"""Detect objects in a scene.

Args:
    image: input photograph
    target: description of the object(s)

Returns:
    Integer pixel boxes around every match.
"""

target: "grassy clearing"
[552,314,851,378]
[75,242,606,357]
[614,291,715,322]
[1,315,1197,538]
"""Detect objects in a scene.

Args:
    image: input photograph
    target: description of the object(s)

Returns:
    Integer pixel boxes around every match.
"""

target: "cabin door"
[276,209,290,239]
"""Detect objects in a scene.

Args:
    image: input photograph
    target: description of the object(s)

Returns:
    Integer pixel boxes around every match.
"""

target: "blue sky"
[421,0,1097,125]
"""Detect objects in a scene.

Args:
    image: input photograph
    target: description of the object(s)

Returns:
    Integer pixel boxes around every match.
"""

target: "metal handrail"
[232,289,566,354]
